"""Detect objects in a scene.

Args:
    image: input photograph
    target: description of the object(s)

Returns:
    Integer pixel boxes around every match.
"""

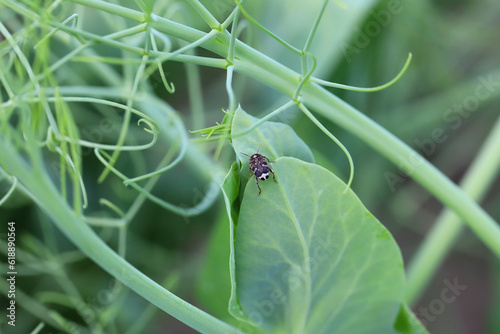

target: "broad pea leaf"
[235,157,406,333]
[226,106,315,331]
[221,163,265,333]
[197,162,263,332]
[220,107,424,333]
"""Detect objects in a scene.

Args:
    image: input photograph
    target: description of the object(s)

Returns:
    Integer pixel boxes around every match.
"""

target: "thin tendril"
[298,102,354,192]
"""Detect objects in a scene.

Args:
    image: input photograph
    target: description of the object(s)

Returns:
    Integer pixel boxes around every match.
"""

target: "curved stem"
[405,113,500,305]
[184,0,221,29]
[0,139,243,334]
[300,82,500,258]
[303,0,329,53]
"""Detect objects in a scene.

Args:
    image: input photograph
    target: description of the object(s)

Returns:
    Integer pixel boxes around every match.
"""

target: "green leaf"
[227,106,424,332]
[221,162,262,333]
[196,213,233,321]
[235,157,406,333]
[231,106,314,165]
[393,304,429,334]
[228,105,313,332]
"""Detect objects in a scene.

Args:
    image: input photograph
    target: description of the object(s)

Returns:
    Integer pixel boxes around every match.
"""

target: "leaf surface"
[235,157,405,334]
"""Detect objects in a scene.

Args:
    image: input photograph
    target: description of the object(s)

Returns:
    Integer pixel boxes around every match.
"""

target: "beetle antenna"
[257,145,261,153]
[240,152,250,157]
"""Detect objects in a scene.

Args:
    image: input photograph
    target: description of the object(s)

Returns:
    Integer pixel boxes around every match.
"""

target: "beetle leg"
[270,168,277,183]
[255,176,262,196]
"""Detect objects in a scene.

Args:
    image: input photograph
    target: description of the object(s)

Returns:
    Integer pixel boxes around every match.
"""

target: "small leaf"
[231,106,314,165]
[190,109,234,138]
[235,157,406,334]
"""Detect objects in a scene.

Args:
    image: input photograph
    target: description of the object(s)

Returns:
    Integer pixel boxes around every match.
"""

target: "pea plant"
[1,0,499,333]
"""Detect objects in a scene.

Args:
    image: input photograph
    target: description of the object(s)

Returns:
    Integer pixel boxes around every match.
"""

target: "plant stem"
[0,139,243,334]
[300,83,500,259]
[405,113,500,305]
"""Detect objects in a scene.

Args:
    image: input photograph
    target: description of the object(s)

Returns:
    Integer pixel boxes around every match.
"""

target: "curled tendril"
[54,120,158,152]
[137,118,156,135]
[94,148,219,217]
[312,53,413,92]
[124,113,188,185]
[40,97,159,152]
[99,198,126,218]
[297,101,354,192]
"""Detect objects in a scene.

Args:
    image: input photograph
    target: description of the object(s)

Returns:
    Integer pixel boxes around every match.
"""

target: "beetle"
[240,147,277,196]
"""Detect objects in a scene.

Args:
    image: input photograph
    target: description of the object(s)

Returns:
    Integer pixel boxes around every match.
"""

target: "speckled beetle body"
[241,147,277,196]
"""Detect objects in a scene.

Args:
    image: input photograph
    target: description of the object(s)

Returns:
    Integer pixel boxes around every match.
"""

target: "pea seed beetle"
[240,147,277,196]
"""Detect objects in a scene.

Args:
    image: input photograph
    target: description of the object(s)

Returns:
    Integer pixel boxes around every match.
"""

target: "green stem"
[303,0,329,53]
[184,0,221,29]
[185,61,204,128]
[0,140,243,334]
[405,113,500,305]
[300,83,500,258]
